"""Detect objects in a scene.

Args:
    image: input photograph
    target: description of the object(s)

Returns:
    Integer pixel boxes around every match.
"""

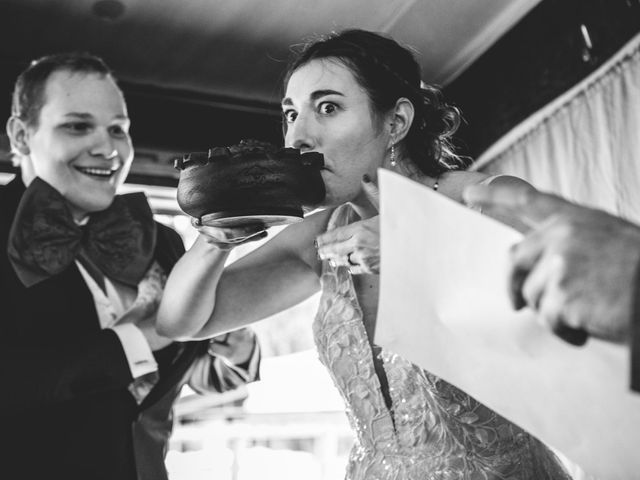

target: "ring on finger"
[347,252,359,266]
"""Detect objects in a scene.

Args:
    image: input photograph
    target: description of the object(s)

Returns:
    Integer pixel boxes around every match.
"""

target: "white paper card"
[375,170,640,479]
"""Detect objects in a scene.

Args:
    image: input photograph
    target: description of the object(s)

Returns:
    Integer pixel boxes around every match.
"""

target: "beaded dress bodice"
[312,204,572,480]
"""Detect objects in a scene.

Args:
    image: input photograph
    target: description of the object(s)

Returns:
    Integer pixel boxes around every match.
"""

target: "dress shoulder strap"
[326,203,358,233]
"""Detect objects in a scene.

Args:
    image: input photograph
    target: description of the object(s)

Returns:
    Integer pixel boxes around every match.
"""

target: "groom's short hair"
[11,52,114,128]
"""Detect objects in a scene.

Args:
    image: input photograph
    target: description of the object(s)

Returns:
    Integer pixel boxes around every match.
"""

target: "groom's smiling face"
[18,70,134,221]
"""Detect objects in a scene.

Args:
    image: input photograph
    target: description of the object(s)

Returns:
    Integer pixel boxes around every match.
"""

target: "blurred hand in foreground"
[464,183,640,343]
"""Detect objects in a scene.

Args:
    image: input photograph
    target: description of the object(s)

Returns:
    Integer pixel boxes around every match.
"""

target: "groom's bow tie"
[8,177,157,288]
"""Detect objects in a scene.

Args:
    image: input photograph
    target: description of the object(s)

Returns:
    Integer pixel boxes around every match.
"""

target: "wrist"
[196,234,235,253]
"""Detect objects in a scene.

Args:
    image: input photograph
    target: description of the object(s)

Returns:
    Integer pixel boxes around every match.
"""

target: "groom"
[0,52,259,479]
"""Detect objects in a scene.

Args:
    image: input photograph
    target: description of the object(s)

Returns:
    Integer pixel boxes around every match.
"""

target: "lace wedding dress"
[312,204,572,480]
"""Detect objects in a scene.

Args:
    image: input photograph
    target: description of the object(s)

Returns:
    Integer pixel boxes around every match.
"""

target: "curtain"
[472,32,640,224]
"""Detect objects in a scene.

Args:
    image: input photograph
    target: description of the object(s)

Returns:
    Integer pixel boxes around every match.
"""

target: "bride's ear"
[387,97,414,146]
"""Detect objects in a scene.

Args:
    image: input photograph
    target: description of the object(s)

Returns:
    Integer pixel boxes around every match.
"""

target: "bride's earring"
[390,144,397,167]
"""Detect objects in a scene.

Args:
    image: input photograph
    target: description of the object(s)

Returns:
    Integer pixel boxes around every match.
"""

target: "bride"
[158,29,572,479]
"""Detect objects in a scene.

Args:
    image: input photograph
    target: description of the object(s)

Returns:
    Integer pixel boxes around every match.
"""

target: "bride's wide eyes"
[317,102,337,115]
[282,101,337,123]
[282,109,297,123]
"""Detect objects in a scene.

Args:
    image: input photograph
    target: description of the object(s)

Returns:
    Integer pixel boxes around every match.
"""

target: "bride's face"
[282,58,390,207]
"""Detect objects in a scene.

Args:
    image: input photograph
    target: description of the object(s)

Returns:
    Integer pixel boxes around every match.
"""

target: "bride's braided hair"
[285,29,464,176]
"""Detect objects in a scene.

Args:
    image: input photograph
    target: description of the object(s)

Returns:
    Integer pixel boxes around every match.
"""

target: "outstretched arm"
[157,211,329,340]
[157,234,233,339]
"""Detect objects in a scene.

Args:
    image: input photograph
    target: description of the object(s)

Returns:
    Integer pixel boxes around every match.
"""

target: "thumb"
[464,183,568,229]
[362,175,380,212]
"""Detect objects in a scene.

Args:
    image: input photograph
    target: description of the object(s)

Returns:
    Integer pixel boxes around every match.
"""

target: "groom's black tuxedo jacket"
[0,176,206,480]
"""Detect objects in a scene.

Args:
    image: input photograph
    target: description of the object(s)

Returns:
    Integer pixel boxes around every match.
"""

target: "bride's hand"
[316,177,380,274]
[193,220,268,251]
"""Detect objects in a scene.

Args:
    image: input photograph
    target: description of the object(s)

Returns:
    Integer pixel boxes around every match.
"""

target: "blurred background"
[1,0,639,478]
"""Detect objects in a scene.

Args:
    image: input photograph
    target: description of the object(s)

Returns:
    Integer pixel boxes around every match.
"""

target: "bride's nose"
[286,112,316,152]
